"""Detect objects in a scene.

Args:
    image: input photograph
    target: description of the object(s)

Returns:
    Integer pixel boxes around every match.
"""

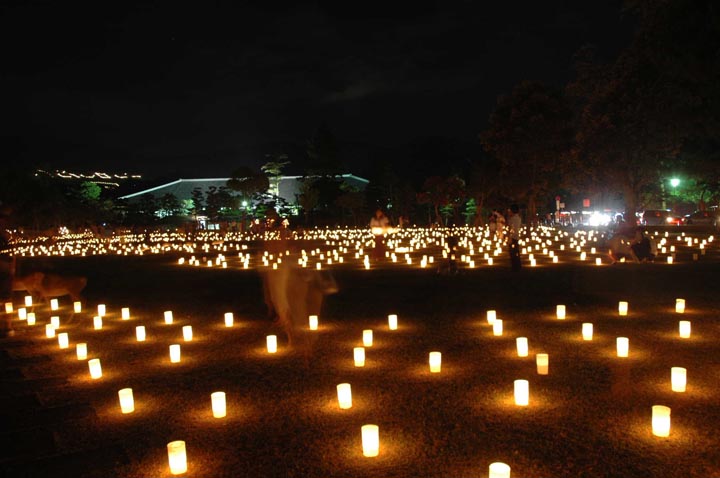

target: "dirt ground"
[2,234,720,478]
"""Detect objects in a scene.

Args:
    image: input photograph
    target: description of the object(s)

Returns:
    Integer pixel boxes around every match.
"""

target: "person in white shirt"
[370,209,390,259]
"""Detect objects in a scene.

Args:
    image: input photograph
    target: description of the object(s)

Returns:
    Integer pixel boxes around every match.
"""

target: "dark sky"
[2,1,633,179]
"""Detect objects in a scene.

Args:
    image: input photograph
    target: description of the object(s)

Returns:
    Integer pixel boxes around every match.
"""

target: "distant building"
[118,174,369,215]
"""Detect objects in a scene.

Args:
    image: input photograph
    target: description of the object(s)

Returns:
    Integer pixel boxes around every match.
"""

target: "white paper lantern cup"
[489,462,511,478]
[429,351,442,373]
[616,337,629,357]
[361,424,379,457]
[514,379,529,406]
[266,335,278,353]
[211,391,226,418]
[167,440,187,475]
[618,301,628,316]
[556,305,566,320]
[516,337,528,357]
[652,405,671,437]
[136,326,146,342]
[671,367,687,393]
[675,298,685,314]
[337,383,352,409]
[536,353,549,375]
[353,347,365,367]
[678,321,691,338]
[88,358,102,379]
[362,329,373,347]
[118,388,135,414]
[169,344,181,363]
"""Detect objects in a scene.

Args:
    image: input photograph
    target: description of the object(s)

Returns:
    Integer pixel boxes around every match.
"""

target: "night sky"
[2,1,633,179]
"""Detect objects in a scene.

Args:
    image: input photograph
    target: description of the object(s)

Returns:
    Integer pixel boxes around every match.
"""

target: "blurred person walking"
[507,204,522,271]
[370,209,390,260]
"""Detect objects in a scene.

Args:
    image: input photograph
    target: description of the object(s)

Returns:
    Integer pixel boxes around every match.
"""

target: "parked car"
[640,209,680,226]
[681,209,719,227]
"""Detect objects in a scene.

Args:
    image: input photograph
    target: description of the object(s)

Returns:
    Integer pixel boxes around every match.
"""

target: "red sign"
[583,198,590,208]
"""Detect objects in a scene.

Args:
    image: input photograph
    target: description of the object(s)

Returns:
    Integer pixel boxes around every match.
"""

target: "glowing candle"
[18,308,27,320]
[667,256,673,264]
[362,329,373,347]
[118,388,135,413]
[616,337,629,357]
[489,462,511,478]
[169,344,181,363]
[224,312,234,327]
[211,391,226,418]
[4,302,12,314]
[308,315,318,330]
[536,353,549,375]
[121,307,130,320]
[492,319,503,336]
[76,343,87,360]
[675,299,685,314]
[50,316,60,329]
[97,304,106,316]
[93,316,103,330]
[182,325,193,341]
[136,325,146,342]
[388,314,398,330]
[361,424,379,457]
[266,335,277,353]
[73,301,81,313]
[50,299,59,311]
[487,310,497,324]
[45,324,55,338]
[27,313,35,325]
[652,405,671,437]
[88,358,102,379]
[516,337,528,357]
[514,379,529,406]
[167,440,187,475]
[618,301,628,316]
[595,257,602,266]
[556,305,566,320]
[164,311,173,324]
[678,321,691,338]
[429,351,442,373]
[337,383,352,409]
[582,323,593,341]
[24,295,32,307]
[671,367,686,392]
[57,332,69,349]
[353,347,365,367]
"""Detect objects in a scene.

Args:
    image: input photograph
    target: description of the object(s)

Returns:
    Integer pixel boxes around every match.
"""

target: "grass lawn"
[2,232,719,478]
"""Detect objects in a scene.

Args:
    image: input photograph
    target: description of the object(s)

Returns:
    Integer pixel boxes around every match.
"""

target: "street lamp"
[670,178,680,188]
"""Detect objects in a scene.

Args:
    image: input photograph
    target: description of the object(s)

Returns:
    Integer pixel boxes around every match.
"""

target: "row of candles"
[9,225,714,263]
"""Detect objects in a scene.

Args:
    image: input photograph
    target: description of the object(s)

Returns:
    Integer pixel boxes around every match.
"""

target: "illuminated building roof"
[118,175,369,203]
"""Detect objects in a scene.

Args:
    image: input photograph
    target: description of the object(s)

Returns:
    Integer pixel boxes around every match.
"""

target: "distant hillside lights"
[35,169,142,189]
